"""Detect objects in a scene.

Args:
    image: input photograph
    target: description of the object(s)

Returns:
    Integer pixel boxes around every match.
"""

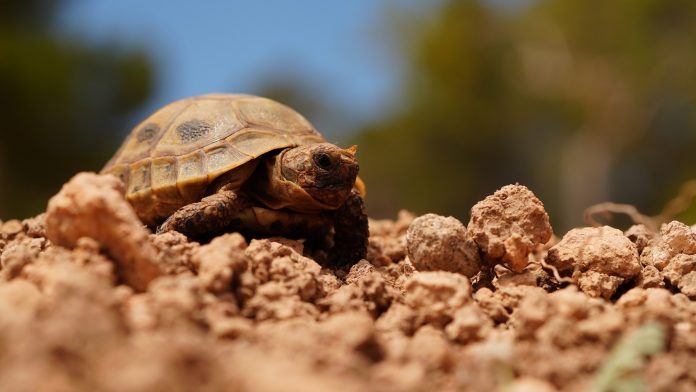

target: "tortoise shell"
[102,93,326,225]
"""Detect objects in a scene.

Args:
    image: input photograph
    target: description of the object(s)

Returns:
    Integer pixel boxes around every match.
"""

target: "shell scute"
[236,97,314,132]
[203,141,251,179]
[128,160,152,195]
[151,157,178,195]
[225,128,292,158]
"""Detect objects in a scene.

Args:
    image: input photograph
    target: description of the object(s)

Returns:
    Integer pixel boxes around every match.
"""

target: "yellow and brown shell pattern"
[102,94,325,225]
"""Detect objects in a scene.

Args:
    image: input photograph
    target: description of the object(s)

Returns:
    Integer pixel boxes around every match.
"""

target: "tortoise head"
[279,143,359,209]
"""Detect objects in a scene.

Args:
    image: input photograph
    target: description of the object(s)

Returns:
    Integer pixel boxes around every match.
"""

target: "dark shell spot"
[177,119,212,143]
[136,123,159,143]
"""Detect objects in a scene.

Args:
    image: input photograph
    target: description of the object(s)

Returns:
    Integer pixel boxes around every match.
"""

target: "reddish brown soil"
[0,174,694,391]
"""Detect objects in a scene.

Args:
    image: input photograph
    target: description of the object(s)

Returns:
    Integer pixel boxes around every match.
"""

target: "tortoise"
[102,93,368,265]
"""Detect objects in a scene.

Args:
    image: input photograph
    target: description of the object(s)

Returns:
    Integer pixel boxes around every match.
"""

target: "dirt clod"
[45,173,162,291]
[193,233,248,294]
[406,213,480,276]
[468,184,553,272]
[546,226,640,299]
[641,221,696,298]
[405,271,472,329]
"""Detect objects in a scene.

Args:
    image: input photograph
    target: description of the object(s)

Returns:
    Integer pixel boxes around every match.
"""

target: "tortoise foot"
[328,191,368,266]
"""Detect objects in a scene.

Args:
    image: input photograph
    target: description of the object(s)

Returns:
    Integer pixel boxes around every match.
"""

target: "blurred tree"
[523,0,696,228]
[353,0,696,231]
[0,0,154,219]
[354,0,550,223]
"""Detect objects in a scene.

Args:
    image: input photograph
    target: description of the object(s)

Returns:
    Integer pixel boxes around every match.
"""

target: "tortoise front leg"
[157,189,251,237]
[232,202,367,267]
[328,190,368,266]
[157,189,368,267]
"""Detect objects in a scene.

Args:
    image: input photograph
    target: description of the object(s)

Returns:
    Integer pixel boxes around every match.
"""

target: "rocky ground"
[0,173,695,391]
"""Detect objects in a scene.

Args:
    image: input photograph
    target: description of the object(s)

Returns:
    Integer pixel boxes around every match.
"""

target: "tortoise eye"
[313,152,334,170]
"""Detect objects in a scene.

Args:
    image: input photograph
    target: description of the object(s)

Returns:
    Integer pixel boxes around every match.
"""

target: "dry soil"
[0,174,694,391]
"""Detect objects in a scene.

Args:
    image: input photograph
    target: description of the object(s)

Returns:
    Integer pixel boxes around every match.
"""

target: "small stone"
[406,214,480,276]
[661,221,696,255]
[637,265,664,289]
[677,271,696,298]
[576,270,624,300]
[546,226,640,299]
[661,253,696,282]
[468,184,552,272]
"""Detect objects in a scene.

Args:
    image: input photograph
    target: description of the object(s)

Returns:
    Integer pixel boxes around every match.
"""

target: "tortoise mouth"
[304,183,354,209]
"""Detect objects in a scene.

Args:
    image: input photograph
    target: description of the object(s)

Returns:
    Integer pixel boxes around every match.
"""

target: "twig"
[583,202,658,232]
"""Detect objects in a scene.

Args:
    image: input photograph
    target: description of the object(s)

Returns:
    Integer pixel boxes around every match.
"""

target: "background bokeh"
[2,0,696,232]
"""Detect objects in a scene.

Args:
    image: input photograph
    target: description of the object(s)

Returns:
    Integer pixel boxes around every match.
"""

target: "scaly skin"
[157,187,250,236]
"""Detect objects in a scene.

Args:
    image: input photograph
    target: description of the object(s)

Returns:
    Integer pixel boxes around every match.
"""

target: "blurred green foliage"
[353,0,696,230]
[0,0,154,219]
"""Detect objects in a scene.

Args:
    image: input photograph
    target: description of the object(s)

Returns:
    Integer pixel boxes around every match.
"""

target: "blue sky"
[56,1,437,138]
